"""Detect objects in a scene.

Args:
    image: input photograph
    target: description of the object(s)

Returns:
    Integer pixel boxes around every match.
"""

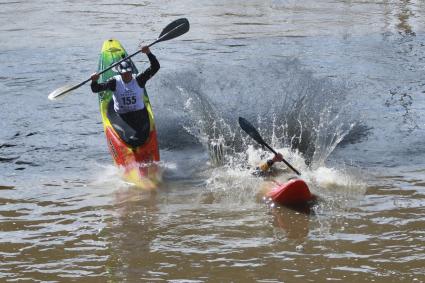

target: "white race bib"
[112,75,145,113]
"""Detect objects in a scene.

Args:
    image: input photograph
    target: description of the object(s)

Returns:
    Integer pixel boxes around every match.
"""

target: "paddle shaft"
[96,22,185,77]
[48,18,189,100]
[260,139,301,176]
[76,40,161,87]
[238,117,301,176]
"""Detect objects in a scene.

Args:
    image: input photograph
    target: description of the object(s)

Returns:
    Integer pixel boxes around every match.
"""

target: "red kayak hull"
[267,179,313,205]
[105,126,160,189]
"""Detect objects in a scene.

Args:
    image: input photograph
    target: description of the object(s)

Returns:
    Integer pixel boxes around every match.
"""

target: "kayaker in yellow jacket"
[256,152,284,175]
[255,152,286,197]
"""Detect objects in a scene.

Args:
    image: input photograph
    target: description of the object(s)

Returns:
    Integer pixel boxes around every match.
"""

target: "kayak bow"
[267,179,314,206]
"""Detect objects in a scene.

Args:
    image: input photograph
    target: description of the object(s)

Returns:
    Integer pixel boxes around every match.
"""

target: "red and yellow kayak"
[97,39,160,189]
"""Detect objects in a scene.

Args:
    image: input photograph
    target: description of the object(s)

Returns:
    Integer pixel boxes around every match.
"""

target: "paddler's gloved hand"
[90,73,100,82]
[140,45,151,54]
[272,153,284,163]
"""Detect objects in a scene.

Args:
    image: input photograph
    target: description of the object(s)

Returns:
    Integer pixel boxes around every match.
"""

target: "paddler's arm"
[136,46,160,87]
[256,153,284,173]
[90,73,116,93]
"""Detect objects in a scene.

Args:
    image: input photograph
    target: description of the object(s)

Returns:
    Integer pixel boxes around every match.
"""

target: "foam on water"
[200,142,366,211]
[310,166,365,191]
[89,163,129,189]
[88,161,177,190]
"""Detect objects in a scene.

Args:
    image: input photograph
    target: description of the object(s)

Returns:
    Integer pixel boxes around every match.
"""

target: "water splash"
[89,163,130,189]
[158,58,362,170]
[154,58,368,210]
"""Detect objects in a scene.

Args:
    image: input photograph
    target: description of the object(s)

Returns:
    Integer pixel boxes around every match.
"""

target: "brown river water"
[1,0,425,282]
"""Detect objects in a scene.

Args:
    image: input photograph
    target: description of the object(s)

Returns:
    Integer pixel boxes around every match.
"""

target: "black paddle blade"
[157,18,189,43]
[238,117,266,145]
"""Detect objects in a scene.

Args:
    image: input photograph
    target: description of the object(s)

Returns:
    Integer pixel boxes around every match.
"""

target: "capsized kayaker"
[255,152,317,206]
[255,152,285,176]
[90,45,160,146]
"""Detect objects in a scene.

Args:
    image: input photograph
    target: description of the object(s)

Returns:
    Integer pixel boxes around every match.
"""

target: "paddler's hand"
[140,45,151,54]
[272,153,284,163]
[90,73,100,82]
